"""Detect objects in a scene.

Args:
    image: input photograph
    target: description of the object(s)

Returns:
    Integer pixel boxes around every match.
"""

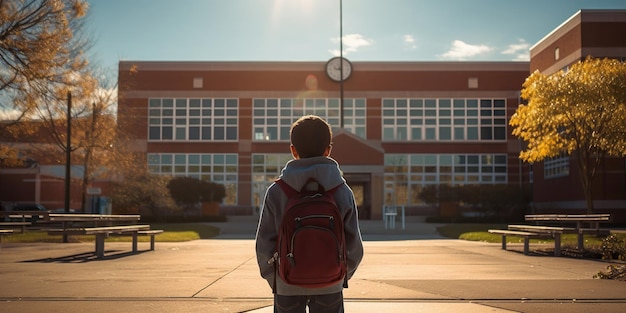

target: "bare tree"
[0,0,90,163]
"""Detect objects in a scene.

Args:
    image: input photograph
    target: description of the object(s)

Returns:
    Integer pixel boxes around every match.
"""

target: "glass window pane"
[214,127,224,140]
[425,128,436,140]
[454,128,464,140]
[494,127,506,140]
[226,127,237,140]
[149,127,160,140]
[481,127,493,140]
[467,127,478,140]
[189,127,200,140]
[439,127,451,140]
[410,99,423,108]
[149,99,161,107]
[411,128,421,140]
[162,127,173,139]
[383,128,394,140]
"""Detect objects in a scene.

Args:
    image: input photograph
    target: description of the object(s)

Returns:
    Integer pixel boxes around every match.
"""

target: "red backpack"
[273,178,348,290]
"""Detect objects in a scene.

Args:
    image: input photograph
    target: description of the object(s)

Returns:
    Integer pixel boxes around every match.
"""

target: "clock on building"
[325,57,352,82]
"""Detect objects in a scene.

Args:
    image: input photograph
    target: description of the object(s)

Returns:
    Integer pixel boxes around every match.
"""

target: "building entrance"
[344,174,371,220]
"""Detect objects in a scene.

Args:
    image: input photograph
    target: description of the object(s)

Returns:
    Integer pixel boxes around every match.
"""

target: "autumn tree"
[0,0,89,164]
[510,57,626,213]
[167,177,226,213]
[110,172,176,216]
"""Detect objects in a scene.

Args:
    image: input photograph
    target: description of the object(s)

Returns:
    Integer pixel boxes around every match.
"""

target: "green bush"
[600,234,626,261]
[419,184,529,220]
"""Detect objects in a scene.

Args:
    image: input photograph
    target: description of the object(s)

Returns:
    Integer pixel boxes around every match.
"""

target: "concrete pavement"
[1,216,625,312]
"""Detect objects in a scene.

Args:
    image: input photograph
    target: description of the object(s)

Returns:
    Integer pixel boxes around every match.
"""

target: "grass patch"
[436,223,506,239]
[437,223,626,252]
[3,223,221,243]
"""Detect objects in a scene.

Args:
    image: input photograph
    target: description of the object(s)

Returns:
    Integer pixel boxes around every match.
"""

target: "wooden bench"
[507,225,575,256]
[0,222,31,233]
[0,229,14,249]
[2,211,49,224]
[47,224,154,258]
[525,214,611,250]
[111,229,164,251]
[488,229,537,255]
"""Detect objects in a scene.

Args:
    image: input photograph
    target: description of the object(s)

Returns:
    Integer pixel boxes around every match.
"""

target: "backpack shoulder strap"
[274,179,298,197]
[276,178,343,197]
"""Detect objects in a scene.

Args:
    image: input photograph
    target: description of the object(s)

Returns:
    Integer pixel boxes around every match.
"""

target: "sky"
[87,0,626,71]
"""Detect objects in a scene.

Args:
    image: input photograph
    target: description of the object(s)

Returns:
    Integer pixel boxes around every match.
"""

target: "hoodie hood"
[278,156,345,192]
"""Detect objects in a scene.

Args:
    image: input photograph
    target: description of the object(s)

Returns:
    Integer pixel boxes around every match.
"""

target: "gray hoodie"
[255,156,364,296]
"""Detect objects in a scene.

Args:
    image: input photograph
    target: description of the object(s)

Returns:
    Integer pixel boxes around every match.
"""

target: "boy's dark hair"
[290,115,332,158]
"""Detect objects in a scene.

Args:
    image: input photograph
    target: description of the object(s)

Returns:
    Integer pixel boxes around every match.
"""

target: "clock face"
[325,57,352,82]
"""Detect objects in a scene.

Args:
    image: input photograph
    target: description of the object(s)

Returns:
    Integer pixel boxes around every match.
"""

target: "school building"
[116,9,626,220]
[118,60,530,219]
[2,10,625,220]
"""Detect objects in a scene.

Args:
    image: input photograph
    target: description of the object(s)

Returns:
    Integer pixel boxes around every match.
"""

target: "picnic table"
[47,213,141,226]
[1,211,163,258]
[525,214,611,250]
[45,213,161,258]
[0,229,14,249]
[1,210,50,232]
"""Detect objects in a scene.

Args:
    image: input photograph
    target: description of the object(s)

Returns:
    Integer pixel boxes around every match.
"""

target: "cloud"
[441,40,492,60]
[502,39,530,61]
[329,33,373,56]
[404,34,417,50]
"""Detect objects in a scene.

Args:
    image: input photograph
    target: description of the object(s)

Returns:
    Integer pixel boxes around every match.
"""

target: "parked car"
[0,201,13,221]
[10,203,49,223]
[12,203,49,212]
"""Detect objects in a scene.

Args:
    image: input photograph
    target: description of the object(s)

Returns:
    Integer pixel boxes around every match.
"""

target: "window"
[251,154,292,208]
[253,98,367,140]
[554,47,560,60]
[544,153,570,179]
[148,153,238,204]
[193,77,203,88]
[384,153,508,206]
[468,77,478,89]
[148,98,238,141]
[382,98,506,141]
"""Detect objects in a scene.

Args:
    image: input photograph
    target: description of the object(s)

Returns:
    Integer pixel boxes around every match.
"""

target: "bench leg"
[132,233,138,252]
[95,234,106,258]
[577,231,584,251]
[149,235,156,251]
[523,237,530,255]
[554,233,561,256]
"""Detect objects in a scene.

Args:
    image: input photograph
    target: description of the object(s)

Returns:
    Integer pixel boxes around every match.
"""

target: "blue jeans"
[274,291,344,313]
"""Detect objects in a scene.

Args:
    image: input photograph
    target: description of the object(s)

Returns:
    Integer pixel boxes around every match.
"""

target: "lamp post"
[339,0,344,129]
[64,91,72,243]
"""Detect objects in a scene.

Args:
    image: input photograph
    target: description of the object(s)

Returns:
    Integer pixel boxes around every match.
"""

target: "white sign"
[87,187,102,195]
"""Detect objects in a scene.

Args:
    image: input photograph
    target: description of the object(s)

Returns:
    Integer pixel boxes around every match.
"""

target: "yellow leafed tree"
[510,57,626,213]
[0,0,89,163]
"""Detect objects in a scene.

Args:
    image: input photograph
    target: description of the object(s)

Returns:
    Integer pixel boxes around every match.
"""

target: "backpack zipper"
[288,226,341,266]
[294,215,334,228]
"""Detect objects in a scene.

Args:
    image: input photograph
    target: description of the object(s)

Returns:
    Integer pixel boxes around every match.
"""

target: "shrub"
[600,234,626,261]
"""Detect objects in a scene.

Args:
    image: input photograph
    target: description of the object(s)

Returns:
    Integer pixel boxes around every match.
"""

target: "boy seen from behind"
[255,115,364,313]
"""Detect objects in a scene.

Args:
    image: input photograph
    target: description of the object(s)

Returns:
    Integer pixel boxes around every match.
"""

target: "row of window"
[147,153,510,207]
[148,98,238,141]
[544,154,570,179]
[147,97,507,142]
[253,98,367,140]
[147,153,239,204]
[382,98,507,141]
[384,154,508,206]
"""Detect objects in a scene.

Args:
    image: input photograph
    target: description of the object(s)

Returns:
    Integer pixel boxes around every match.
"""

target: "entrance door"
[344,174,371,219]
